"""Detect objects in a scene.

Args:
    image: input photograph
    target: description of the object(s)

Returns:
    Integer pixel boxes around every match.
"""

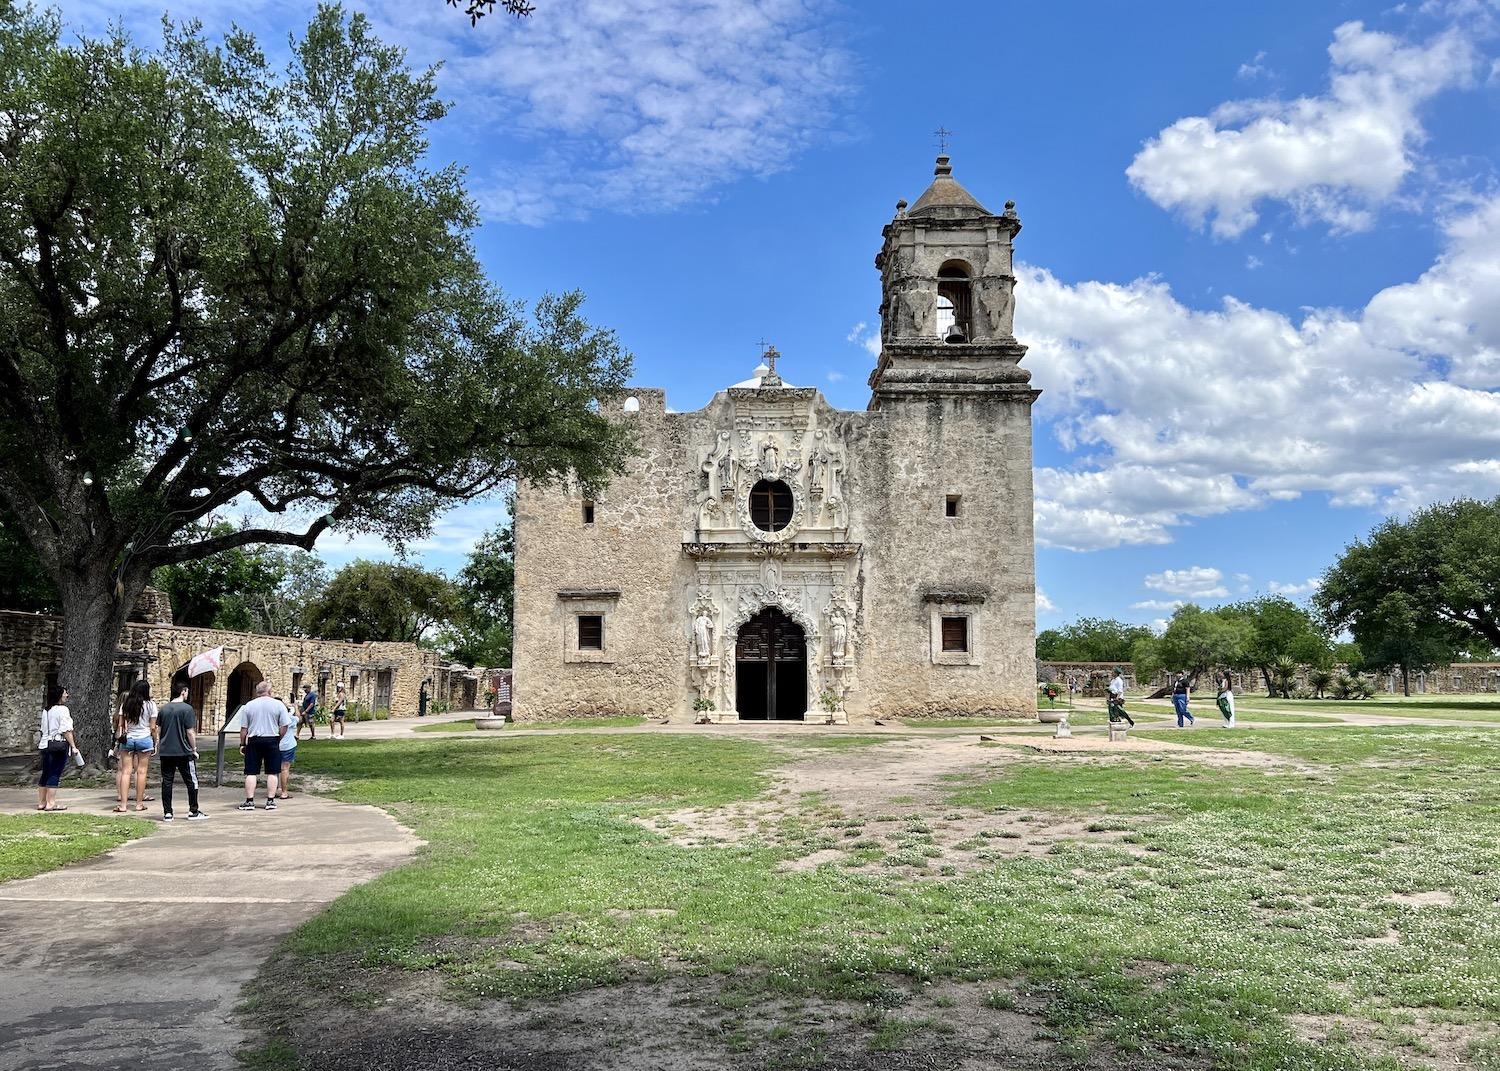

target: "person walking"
[295,683,318,741]
[236,681,294,811]
[1216,674,1237,728]
[1172,673,1195,728]
[329,682,347,739]
[418,679,429,718]
[113,680,157,813]
[1107,668,1134,727]
[156,681,208,822]
[36,684,77,812]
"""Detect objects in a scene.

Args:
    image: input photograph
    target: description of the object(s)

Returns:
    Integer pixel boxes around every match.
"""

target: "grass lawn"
[412,714,651,732]
[1227,695,1500,723]
[0,813,151,882]
[249,717,1500,1070]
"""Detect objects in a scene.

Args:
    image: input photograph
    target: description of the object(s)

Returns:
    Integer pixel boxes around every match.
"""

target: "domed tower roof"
[906,154,990,219]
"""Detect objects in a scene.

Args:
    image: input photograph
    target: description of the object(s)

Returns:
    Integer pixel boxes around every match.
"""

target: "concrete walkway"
[0,784,420,1071]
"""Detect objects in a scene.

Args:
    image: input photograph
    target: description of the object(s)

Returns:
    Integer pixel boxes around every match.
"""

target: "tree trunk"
[1260,666,1276,698]
[1401,663,1410,698]
[56,572,137,759]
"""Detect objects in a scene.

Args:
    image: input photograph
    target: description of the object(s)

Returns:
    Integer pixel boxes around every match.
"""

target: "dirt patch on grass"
[1289,1008,1494,1069]
[1390,890,1455,907]
[249,962,1197,1071]
[639,738,1159,877]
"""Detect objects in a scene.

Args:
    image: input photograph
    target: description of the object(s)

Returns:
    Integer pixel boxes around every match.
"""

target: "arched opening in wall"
[225,661,264,721]
[936,260,972,343]
[171,662,215,729]
[735,607,806,721]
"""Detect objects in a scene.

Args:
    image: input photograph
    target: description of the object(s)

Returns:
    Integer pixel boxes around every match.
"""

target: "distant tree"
[0,7,631,753]
[1223,596,1332,697]
[303,561,460,644]
[1035,617,1154,663]
[244,553,330,637]
[1140,605,1253,688]
[1356,592,1461,697]
[1316,499,1500,653]
[441,522,515,666]
[1332,641,1365,673]
[153,522,287,629]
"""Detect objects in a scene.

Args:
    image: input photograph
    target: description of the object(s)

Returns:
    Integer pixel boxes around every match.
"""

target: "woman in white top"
[37,684,77,811]
[113,680,158,813]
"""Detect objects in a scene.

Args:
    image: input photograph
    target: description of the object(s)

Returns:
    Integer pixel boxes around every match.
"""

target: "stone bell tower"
[856,153,1039,719]
[868,153,1032,403]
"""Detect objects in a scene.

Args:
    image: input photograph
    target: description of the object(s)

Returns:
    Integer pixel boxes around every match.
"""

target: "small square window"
[582,501,596,525]
[944,495,961,518]
[940,616,969,653]
[577,614,604,650]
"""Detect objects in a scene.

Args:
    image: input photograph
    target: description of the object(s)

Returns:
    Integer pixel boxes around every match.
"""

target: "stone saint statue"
[809,449,828,493]
[761,440,779,471]
[829,609,849,661]
[693,610,714,661]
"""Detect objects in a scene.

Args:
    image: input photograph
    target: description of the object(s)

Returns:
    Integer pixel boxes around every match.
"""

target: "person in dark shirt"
[157,682,208,821]
[1172,673,1195,728]
[296,684,318,741]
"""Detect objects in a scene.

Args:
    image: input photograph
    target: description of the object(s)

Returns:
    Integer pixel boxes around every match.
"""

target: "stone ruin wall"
[0,609,469,751]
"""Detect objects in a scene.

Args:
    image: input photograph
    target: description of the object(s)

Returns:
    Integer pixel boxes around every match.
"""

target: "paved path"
[0,785,420,1071]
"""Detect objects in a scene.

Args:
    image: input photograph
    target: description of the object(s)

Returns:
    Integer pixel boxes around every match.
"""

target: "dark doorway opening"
[735,607,806,721]
[225,662,263,723]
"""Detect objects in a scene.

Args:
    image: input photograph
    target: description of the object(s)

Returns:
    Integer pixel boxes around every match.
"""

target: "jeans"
[160,756,200,815]
[1173,693,1194,726]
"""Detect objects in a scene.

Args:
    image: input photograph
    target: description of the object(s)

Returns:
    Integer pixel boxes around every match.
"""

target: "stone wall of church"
[513,389,696,719]
[0,609,448,751]
[853,393,1037,719]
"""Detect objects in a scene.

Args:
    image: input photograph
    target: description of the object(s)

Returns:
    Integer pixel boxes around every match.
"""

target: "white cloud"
[1131,599,1187,611]
[1268,577,1323,596]
[1144,567,1228,599]
[434,0,855,224]
[1245,254,1263,270]
[1036,587,1057,614]
[826,370,846,382]
[846,321,882,358]
[1022,190,1500,551]
[1127,21,1477,237]
[1237,50,1271,81]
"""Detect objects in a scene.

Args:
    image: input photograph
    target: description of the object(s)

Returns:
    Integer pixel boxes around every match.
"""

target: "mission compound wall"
[514,154,1039,723]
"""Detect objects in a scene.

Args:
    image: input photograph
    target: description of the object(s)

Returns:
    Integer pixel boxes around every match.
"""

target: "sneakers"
[236,800,255,812]
[264,799,277,811]
[188,811,210,821]
[162,812,174,822]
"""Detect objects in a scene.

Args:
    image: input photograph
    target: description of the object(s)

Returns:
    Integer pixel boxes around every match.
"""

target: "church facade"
[513,155,1039,722]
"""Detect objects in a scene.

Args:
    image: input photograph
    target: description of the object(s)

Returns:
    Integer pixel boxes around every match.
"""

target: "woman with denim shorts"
[114,680,158,813]
[37,684,76,811]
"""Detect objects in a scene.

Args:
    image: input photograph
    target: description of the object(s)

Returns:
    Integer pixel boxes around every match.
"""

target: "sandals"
[112,805,127,813]
[45,805,68,812]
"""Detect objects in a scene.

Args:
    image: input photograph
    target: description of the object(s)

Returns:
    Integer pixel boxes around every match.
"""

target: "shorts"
[280,745,297,767]
[38,748,68,787]
[332,710,345,721]
[244,737,282,775]
[122,736,154,753]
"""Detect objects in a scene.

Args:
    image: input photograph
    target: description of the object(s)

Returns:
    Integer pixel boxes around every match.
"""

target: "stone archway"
[735,607,807,720]
[225,661,264,721]
[721,594,820,721]
[170,660,215,730]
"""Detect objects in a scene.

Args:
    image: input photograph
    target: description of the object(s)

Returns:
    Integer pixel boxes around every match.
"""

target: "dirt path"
[0,785,420,1071]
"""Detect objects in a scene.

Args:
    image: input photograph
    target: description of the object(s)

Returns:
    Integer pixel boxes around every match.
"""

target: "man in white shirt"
[1106,668,1134,727]
[236,681,294,811]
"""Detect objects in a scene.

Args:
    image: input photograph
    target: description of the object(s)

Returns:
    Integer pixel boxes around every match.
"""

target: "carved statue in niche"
[829,608,849,661]
[808,432,830,495]
[975,277,1016,339]
[715,433,739,499]
[760,438,779,473]
[689,589,718,667]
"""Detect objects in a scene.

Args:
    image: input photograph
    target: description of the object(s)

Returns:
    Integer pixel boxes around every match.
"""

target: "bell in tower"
[868,154,1032,406]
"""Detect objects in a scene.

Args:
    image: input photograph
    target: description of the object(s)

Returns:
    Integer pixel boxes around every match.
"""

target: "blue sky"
[66,0,1500,629]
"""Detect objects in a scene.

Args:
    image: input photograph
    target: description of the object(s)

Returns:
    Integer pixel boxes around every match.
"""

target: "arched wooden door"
[735,608,807,721]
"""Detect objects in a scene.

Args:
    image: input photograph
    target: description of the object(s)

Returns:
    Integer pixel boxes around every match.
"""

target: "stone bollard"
[1108,719,1128,743]
[1054,714,1072,739]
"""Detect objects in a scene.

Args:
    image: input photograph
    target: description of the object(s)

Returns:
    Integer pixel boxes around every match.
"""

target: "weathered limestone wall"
[1038,660,1500,696]
[0,609,448,751]
[856,394,1037,718]
[513,390,692,719]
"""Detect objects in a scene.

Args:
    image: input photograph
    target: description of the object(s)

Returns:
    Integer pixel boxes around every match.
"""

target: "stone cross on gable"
[934,126,953,154]
[761,344,782,387]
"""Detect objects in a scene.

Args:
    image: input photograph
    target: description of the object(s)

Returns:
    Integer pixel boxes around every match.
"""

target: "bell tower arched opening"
[936,260,972,343]
[735,607,807,720]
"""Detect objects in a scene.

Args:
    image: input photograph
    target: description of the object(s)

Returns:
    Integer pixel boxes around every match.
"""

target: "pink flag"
[188,646,223,678]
